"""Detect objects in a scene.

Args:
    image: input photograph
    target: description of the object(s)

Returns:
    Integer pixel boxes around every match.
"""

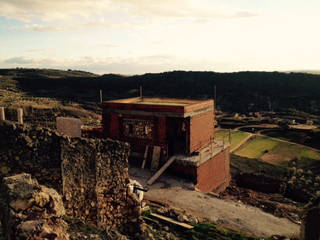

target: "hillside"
[1,68,320,115]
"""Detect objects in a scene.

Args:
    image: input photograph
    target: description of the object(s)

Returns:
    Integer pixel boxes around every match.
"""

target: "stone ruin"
[0,173,69,240]
[61,137,142,231]
[300,196,320,240]
[0,120,142,236]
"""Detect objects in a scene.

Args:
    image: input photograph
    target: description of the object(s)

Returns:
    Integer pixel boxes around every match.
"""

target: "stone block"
[56,117,81,137]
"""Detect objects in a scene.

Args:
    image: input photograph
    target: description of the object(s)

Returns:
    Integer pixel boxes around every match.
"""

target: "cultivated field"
[235,136,279,159]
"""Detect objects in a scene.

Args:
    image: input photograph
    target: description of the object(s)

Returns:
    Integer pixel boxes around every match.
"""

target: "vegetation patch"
[235,137,279,159]
[177,222,259,240]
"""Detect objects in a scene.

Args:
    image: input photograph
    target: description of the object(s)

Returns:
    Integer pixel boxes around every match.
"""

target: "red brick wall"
[189,110,214,154]
[196,147,230,193]
[102,111,168,156]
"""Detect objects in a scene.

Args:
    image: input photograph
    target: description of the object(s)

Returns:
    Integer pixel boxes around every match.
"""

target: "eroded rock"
[0,173,69,240]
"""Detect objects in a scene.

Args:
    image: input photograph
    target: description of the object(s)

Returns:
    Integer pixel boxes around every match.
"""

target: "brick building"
[101,97,230,193]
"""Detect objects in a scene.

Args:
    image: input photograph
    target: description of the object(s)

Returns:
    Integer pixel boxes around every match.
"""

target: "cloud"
[0,0,257,24]
[0,0,111,22]
[3,57,34,64]
[24,22,115,32]
[0,55,187,74]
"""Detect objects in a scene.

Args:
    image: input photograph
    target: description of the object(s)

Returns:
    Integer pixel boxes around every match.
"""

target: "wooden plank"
[150,213,194,229]
[147,156,176,185]
[141,145,149,169]
[17,108,23,124]
[0,107,5,121]
[150,146,161,171]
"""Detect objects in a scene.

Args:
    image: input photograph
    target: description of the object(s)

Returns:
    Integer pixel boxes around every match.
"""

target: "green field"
[300,148,320,160]
[215,130,251,151]
[233,134,320,167]
[235,136,280,159]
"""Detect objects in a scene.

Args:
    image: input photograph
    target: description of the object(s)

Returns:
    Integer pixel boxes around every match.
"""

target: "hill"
[2,68,320,115]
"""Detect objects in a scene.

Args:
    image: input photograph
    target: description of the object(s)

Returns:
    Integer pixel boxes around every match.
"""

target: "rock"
[0,173,69,240]
[41,186,65,217]
[177,214,189,223]
[17,220,44,237]
[189,216,198,225]
[9,199,33,211]
[34,190,50,207]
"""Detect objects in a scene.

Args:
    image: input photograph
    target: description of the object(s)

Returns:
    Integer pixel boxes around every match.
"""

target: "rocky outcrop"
[0,173,69,240]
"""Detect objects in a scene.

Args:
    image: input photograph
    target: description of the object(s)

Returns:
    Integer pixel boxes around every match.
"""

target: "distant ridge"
[1,68,320,114]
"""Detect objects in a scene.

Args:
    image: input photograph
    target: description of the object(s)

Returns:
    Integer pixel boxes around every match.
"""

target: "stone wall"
[0,120,62,191]
[61,137,142,232]
[0,173,69,240]
[0,120,141,233]
[300,197,320,240]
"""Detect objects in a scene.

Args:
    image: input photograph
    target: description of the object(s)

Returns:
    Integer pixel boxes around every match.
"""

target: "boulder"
[0,173,69,240]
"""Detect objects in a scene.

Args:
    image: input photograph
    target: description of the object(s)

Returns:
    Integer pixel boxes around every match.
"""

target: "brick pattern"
[189,110,214,154]
[196,148,230,193]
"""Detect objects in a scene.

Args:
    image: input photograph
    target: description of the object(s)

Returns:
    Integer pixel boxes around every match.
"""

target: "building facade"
[100,97,230,193]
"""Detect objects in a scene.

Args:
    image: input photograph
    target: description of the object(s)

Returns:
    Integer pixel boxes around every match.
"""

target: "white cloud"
[3,57,34,64]
[0,55,199,74]
[0,0,111,22]
[0,0,257,24]
[24,22,116,32]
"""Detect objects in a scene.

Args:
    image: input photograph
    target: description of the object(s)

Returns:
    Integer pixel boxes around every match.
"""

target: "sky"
[0,0,320,75]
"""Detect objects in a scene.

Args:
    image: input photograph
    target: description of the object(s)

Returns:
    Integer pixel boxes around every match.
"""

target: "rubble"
[222,181,302,224]
[0,173,69,240]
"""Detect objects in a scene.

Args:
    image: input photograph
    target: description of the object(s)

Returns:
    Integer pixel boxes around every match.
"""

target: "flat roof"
[101,97,214,117]
[108,97,203,106]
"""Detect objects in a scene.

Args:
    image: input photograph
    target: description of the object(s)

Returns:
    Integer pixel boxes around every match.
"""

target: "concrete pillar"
[0,107,5,121]
[17,108,23,124]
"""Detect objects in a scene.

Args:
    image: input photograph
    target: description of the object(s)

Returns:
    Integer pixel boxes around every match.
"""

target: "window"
[123,119,153,139]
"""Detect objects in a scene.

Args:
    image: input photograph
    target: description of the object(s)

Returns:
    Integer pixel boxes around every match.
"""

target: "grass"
[300,148,320,160]
[215,130,251,150]
[233,133,320,168]
[178,222,260,240]
[235,136,280,159]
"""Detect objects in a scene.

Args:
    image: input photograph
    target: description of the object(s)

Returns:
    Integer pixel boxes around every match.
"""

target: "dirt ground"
[129,167,300,239]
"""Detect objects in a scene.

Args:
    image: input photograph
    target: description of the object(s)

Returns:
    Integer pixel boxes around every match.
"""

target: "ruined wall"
[0,120,63,191]
[0,120,141,232]
[61,137,141,232]
[189,110,215,154]
[300,197,320,240]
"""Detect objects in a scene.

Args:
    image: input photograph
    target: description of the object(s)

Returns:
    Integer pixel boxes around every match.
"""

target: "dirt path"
[130,167,300,238]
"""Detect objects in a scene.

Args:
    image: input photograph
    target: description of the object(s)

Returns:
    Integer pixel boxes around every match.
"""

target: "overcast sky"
[0,0,319,75]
